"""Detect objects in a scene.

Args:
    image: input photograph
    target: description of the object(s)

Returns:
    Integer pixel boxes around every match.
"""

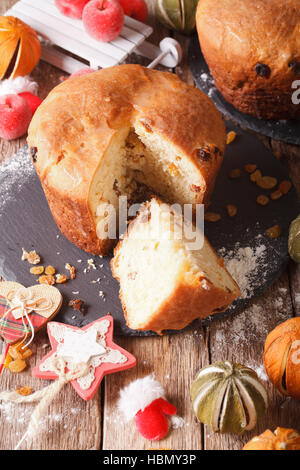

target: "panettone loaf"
[27,65,226,255]
[196,0,300,120]
[111,197,240,334]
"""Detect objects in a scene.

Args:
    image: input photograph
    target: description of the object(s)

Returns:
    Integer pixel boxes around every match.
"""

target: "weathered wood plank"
[206,273,300,450]
[103,4,207,452]
[103,329,208,450]
[0,0,101,450]
[0,330,101,450]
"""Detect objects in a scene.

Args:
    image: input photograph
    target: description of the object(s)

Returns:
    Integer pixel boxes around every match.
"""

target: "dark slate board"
[189,34,300,146]
[0,123,299,335]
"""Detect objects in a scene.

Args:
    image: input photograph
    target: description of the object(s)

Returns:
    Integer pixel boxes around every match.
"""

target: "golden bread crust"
[196,0,300,120]
[28,65,226,254]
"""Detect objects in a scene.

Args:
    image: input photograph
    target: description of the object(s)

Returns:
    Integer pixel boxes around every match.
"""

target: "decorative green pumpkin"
[191,361,268,434]
[155,0,198,35]
[288,215,300,263]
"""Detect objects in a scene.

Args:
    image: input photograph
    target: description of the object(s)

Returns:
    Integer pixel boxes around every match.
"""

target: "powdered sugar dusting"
[219,235,267,301]
[0,146,34,212]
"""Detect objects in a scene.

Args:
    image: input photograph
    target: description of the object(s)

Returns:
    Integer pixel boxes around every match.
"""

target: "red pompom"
[135,398,177,441]
[116,0,147,22]
[0,94,32,140]
[82,0,124,42]
[55,0,90,19]
[18,92,43,116]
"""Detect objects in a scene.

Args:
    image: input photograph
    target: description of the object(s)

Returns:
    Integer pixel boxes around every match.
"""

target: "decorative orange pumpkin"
[264,317,300,399]
[243,427,300,450]
[0,16,41,80]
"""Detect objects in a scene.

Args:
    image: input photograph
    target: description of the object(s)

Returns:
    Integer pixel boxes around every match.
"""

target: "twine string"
[0,357,89,450]
[0,288,53,348]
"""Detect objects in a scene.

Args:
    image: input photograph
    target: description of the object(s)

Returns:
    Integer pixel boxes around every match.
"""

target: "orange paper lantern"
[264,317,300,399]
[243,427,300,450]
[0,16,41,80]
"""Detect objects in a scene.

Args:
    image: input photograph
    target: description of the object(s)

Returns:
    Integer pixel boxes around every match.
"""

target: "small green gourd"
[155,0,198,35]
[191,361,268,434]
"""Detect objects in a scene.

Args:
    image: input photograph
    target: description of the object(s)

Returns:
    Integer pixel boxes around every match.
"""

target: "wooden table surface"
[0,0,300,451]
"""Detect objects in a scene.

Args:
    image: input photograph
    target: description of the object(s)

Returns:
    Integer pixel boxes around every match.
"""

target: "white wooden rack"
[6,0,182,74]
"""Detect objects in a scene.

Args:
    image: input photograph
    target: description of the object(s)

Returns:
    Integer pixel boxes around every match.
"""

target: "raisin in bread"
[111,197,240,334]
[28,65,226,255]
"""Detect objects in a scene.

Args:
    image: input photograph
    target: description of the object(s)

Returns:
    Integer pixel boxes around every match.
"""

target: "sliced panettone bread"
[111,198,240,334]
[28,64,226,255]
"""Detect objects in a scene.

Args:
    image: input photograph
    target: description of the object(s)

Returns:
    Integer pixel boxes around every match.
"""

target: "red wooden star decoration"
[33,315,136,400]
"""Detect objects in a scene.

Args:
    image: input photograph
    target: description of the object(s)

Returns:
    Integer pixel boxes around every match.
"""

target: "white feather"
[0,76,38,97]
[118,375,165,422]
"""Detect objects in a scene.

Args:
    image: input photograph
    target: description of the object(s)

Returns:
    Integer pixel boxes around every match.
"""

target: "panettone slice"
[111,197,240,334]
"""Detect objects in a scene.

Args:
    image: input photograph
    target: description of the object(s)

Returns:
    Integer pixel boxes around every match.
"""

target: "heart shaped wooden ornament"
[0,281,62,345]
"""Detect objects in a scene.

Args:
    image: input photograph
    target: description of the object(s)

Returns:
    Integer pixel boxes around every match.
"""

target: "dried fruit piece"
[205,212,221,222]
[22,249,41,265]
[45,265,56,275]
[229,168,241,179]
[30,266,44,275]
[9,344,24,360]
[55,274,68,284]
[38,274,55,285]
[279,180,292,195]
[8,359,27,373]
[270,190,283,200]
[0,351,12,368]
[226,131,236,144]
[244,164,257,173]
[226,204,237,217]
[65,263,76,279]
[16,386,32,396]
[168,163,180,176]
[250,169,262,183]
[22,348,33,360]
[266,225,281,239]
[68,298,86,314]
[257,195,269,206]
[257,176,277,190]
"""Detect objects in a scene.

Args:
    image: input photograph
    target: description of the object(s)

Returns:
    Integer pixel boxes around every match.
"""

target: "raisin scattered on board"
[257,195,270,206]
[30,266,44,275]
[279,180,292,195]
[226,131,236,145]
[38,274,55,285]
[250,169,262,183]
[270,190,283,200]
[244,164,257,174]
[55,274,68,284]
[68,299,87,315]
[226,204,238,217]
[45,265,56,275]
[229,168,241,179]
[256,176,277,190]
[204,212,221,222]
[266,225,281,239]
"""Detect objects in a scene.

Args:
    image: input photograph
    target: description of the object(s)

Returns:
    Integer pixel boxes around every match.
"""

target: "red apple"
[117,0,148,22]
[82,0,124,42]
[55,0,91,19]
